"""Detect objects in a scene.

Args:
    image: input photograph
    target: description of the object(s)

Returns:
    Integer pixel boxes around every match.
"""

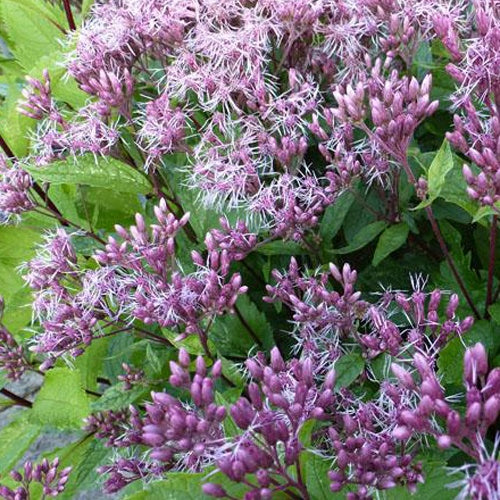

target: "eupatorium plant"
[0,0,498,499]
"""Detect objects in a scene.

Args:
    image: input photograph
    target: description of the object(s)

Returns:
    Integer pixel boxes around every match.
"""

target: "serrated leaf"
[372,222,409,267]
[57,439,112,499]
[91,383,148,412]
[414,140,454,209]
[333,221,387,255]
[0,414,40,474]
[302,453,339,500]
[32,367,90,429]
[334,353,365,388]
[210,295,274,357]
[0,0,64,71]
[25,154,152,194]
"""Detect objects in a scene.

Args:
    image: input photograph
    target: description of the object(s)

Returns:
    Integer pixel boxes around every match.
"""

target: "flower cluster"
[204,347,336,499]
[0,157,34,222]
[24,200,247,360]
[392,343,500,458]
[0,458,71,499]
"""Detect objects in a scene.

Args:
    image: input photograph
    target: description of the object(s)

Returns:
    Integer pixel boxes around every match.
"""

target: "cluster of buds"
[0,324,30,380]
[328,389,424,496]
[140,349,226,469]
[204,348,335,498]
[332,63,439,161]
[259,133,308,167]
[79,68,134,117]
[0,159,34,220]
[17,70,56,121]
[391,343,500,459]
[447,103,500,209]
[265,259,367,357]
[0,458,71,499]
[117,363,145,390]
[205,218,257,262]
[84,409,132,447]
[361,286,474,359]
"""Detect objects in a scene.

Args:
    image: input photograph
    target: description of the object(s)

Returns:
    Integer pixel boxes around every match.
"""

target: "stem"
[424,203,481,318]
[234,304,263,348]
[398,152,480,319]
[34,207,106,244]
[485,215,498,317]
[62,0,77,30]
[0,132,64,218]
[0,388,32,408]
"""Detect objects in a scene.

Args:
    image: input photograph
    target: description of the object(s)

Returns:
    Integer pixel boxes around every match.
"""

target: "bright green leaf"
[372,223,409,267]
[414,140,454,209]
[91,383,148,412]
[32,367,90,429]
[0,0,64,71]
[25,155,152,194]
[0,414,40,474]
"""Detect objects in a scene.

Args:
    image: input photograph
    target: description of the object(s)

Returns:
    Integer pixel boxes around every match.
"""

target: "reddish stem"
[485,215,498,317]
[62,0,77,31]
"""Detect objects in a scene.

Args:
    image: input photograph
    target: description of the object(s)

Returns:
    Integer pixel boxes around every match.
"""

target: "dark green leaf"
[333,221,387,255]
[372,223,409,266]
[320,192,354,243]
[334,353,364,388]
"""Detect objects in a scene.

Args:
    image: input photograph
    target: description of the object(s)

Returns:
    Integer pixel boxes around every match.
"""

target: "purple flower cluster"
[204,347,335,499]
[0,458,71,499]
[440,1,500,211]
[392,343,500,458]
[0,157,34,221]
[24,200,247,359]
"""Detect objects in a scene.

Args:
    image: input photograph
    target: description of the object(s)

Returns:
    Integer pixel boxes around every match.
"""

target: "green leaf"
[91,383,148,412]
[0,414,40,474]
[489,303,500,325]
[0,0,64,71]
[0,225,41,332]
[25,155,152,194]
[320,192,354,243]
[372,223,409,267]
[210,295,274,357]
[438,320,499,385]
[31,367,90,429]
[333,221,387,255]
[75,337,109,391]
[302,453,338,500]
[385,461,461,500]
[414,140,454,209]
[256,240,306,256]
[57,439,112,499]
[123,474,206,500]
[334,353,365,388]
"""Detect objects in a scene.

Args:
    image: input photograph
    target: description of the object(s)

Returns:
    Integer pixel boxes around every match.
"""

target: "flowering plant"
[0,0,498,498]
